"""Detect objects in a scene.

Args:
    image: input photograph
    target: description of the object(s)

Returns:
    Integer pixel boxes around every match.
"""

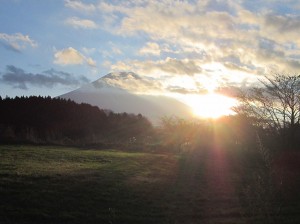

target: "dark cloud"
[264,14,300,33]
[1,65,89,90]
[286,59,300,70]
[224,62,252,73]
[215,84,258,98]
[222,55,254,73]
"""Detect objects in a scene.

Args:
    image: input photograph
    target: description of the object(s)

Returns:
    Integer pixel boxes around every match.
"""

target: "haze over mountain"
[59,72,193,124]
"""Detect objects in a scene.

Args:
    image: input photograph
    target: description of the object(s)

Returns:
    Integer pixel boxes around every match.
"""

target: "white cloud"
[109,56,259,93]
[0,33,37,52]
[95,0,300,74]
[97,1,128,14]
[111,61,132,71]
[100,71,163,94]
[61,0,300,85]
[86,57,97,67]
[54,47,84,65]
[139,42,161,56]
[54,47,96,67]
[155,58,202,76]
[65,17,98,29]
[64,0,96,13]
[111,57,202,76]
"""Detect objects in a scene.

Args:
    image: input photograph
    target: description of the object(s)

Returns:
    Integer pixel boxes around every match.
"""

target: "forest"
[0,96,153,147]
[0,95,264,152]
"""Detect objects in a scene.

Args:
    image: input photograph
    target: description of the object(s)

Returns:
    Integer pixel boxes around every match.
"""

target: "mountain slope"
[59,72,193,124]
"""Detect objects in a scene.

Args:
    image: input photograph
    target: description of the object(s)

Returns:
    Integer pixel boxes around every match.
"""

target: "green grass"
[0,145,299,223]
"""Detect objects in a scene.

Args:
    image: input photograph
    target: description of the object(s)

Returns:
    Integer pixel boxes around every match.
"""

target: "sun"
[184,93,237,119]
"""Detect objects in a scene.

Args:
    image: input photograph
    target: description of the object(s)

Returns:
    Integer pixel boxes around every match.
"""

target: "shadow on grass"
[0,171,169,224]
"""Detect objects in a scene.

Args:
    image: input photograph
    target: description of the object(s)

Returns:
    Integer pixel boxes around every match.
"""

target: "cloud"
[108,58,207,94]
[59,0,300,92]
[262,14,300,45]
[108,55,261,95]
[111,45,122,55]
[100,42,123,58]
[54,47,84,65]
[95,70,210,95]
[0,65,89,90]
[0,33,37,52]
[166,86,206,94]
[95,0,300,74]
[109,61,130,71]
[65,17,98,29]
[215,86,241,98]
[54,47,96,67]
[64,0,96,13]
[265,14,298,32]
[111,57,202,76]
[156,58,202,76]
[96,72,163,94]
[82,47,96,55]
[139,42,161,56]
[85,57,97,67]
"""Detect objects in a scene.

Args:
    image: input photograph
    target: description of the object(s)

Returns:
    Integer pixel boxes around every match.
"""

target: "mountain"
[59,72,193,124]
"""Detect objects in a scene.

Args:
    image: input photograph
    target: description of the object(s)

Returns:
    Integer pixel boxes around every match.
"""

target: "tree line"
[0,96,153,146]
[0,95,258,151]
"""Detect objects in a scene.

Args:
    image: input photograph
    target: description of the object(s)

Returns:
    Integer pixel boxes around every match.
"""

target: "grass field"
[0,145,299,223]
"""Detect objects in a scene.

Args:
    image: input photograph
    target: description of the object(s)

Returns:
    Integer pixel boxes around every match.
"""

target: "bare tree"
[235,74,300,149]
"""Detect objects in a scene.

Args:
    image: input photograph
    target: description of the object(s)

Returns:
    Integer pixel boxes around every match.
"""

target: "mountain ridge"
[59,72,193,124]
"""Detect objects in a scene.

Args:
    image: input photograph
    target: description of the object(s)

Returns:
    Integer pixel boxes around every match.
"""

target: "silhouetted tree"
[235,74,300,149]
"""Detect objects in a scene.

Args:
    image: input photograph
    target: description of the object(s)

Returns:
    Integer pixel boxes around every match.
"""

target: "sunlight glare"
[184,93,237,118]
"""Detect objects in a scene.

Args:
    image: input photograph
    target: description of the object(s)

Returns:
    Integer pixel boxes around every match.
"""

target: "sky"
[1,0,300,112]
